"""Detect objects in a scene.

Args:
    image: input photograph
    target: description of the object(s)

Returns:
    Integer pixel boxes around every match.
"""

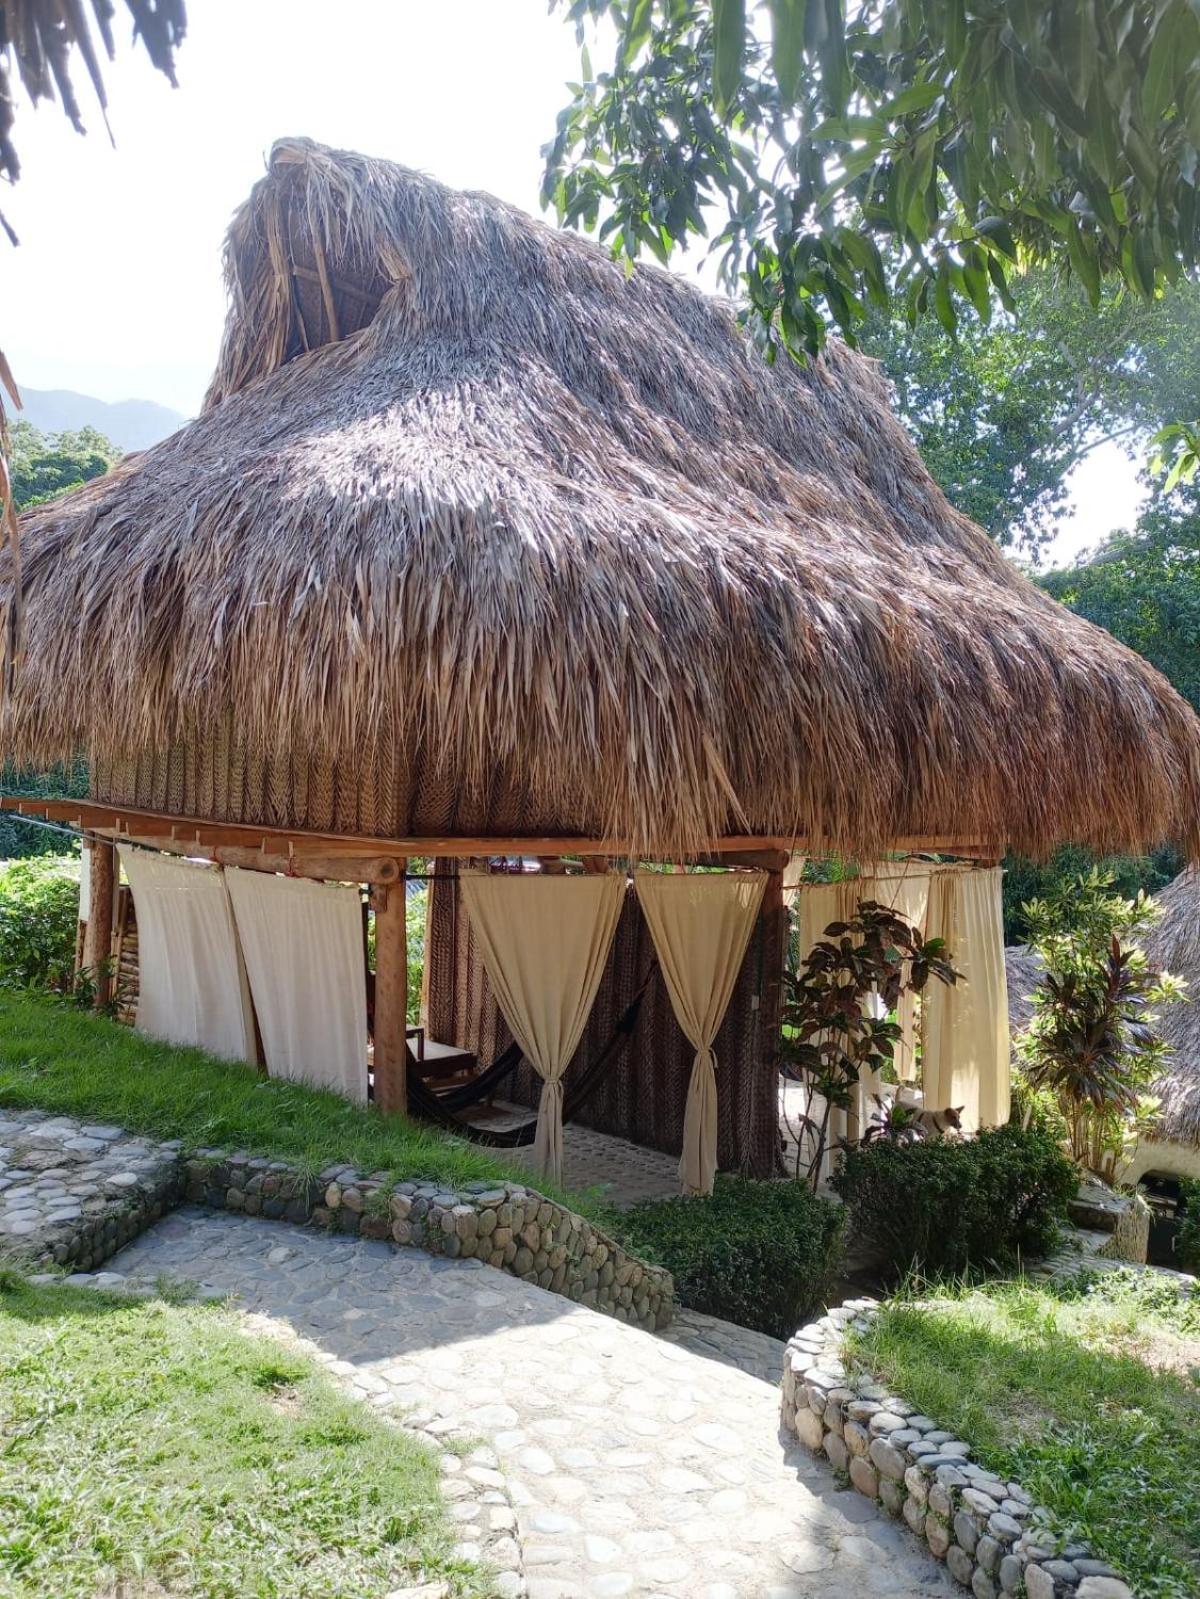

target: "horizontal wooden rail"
[0,795,1002,864]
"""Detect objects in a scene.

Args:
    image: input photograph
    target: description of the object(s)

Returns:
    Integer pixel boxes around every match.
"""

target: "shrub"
[1177,1178,1200,1274]
[0,855,81,991]
[832,1123,1077,1277]
[610,1176,844,1337]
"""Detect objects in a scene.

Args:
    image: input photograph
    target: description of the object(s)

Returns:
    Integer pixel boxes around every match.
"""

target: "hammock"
[404,974,652,1147]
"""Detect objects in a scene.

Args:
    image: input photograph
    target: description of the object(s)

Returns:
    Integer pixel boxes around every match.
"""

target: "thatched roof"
[1142,872,1200,1147]
[4,137,1200,859]
[1007,876,1200,1147]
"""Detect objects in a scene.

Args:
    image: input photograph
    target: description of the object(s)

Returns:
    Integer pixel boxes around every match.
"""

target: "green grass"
[0,987,592,1213]
[849,1268,1200,1599]
[0,1271,493,1599]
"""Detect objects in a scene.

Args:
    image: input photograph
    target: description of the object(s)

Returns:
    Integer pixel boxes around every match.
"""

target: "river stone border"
[0,1110,673,1330]
[183,1149,674,1330]
[781,1300,1133,1599]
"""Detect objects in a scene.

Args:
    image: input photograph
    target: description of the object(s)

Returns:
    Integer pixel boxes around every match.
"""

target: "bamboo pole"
[372,866,408,1115]
[81,839,116,1007]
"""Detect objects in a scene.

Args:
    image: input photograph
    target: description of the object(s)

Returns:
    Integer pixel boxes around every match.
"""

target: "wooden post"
[82,839,116,1007]
[372,862,408,1114]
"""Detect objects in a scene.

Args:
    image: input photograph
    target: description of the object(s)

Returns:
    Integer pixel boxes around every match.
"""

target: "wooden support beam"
[100,833,401,884]
[372,869,408,1116]
[81,839,116,1007]
[0,796,1002,863]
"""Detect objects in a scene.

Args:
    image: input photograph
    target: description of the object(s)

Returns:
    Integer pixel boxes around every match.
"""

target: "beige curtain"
[119,847,256,1063]
[922,865,1010,1131]
[861,864,932,1083]
[78,844,91,924]
[225,867,367,1103]
[636,870,767,1195]
[460,872,625,1186]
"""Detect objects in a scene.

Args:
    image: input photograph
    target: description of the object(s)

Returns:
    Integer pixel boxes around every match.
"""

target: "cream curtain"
[119,847,256,1063]
[861,864,932,1083]
[78,844,91,924]
[922,865,1010,1131]
[636,870,767,1196]
[460,872,625,1186]
[225,867,367,1103]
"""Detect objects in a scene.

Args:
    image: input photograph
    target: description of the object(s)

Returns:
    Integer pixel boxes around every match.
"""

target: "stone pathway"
[504,1121,683,1208]
[0,1108,180,1263]
[106,1208,955,1599]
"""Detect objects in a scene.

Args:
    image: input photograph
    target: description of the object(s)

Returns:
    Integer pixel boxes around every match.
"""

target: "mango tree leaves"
[545,0,1200,359]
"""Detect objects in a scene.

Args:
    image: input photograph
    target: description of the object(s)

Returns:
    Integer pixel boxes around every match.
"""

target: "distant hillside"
[18,388,187,451]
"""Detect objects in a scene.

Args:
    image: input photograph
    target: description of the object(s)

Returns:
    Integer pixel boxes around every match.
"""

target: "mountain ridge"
[17,388,188,452]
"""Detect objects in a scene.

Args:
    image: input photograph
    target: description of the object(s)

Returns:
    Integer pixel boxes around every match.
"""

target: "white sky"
[1,0,1142,566]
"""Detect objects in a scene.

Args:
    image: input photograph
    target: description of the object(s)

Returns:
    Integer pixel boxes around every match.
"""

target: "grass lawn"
[0,1271,493,1599]
[850,1268,1200,1599]
[0,988,592,1212]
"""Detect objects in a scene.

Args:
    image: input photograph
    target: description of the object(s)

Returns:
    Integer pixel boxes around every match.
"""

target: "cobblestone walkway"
[0,1109,179,1259]
[108,1209,954,1599]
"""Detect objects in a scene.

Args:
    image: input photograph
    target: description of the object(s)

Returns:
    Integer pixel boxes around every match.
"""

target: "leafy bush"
[0,855,81,991]
[1177,1178,1200,1275]
[610,1177,844,1337]
[832,1124,1077,1277]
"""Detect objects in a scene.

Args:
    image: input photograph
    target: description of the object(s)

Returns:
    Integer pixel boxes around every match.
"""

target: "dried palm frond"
[4,138,1200,868]
[0,0,186,207]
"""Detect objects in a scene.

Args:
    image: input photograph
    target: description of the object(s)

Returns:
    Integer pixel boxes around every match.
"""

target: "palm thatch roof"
[0,2,185,206]
[4,136,1200,859]
[1007,875,1200,1147]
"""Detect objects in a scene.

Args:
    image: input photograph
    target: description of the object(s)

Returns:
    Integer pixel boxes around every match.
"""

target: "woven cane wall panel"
[425,865,779,1178]
[91,728,605,839]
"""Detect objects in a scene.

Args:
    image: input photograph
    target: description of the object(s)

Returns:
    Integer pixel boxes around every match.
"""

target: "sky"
[1,0,1144,567]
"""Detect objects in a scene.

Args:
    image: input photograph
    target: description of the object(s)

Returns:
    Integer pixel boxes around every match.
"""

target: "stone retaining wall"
[0,1110,674,1330]
[183,1150,674,1330]
[781,1300,1133,1599]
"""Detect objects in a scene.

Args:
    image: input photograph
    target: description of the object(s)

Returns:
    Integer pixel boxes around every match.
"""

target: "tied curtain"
[863,865,932,1084]
[460,873,625,1186]
[225,867,368,1103]
[922,865,1010,1131]
[636,870,766,1196]
[119,847,256,1063]
[794,879,859,1178]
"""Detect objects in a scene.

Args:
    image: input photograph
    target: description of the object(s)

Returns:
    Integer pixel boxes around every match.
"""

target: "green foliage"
[0,759,89,860]
[860,272,1200,553]
[0,986,593,1212]
[1003,844,1182,944]
[0,856,80,992]
[0,1276,489,1599]
[831,1123,1077,1275]
[780,898,958,1186]
[547,2,1200,363]
[850,1272,1200,1598]
[610,1175,844,1337]
[1042,494,1200,711]
[1017,869,1182,1177]
[7,421,121,511]
[1177,1177,1200,1275]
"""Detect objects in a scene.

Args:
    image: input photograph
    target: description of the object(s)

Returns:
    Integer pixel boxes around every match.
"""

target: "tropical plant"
[1016,869,1183,1178]
[546,1,1200,362]
[1176,1177,1200,1274]
[833,1121,1077,1274]
[779,898,958,1187]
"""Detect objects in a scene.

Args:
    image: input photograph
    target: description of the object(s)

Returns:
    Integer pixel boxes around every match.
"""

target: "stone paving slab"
[0,1108,181,1266]
[107,1208,957,1599]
